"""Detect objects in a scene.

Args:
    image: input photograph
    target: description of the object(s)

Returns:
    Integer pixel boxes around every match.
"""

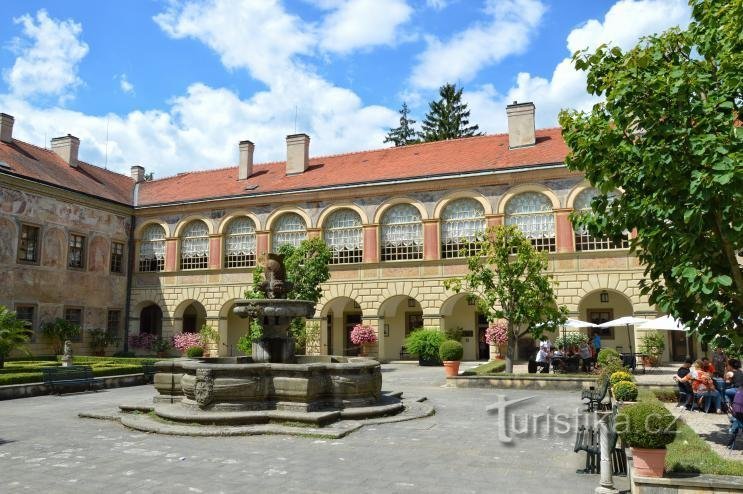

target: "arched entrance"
[139,304,163,336]
[378,295,422,361]
[321,297,362,356]
[440,293,484,361]
[174,300,207,334]
[578,289,634,353]
[219,299,246,357]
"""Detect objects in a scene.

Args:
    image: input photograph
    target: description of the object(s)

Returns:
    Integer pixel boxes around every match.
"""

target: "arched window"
[139,304,162,336]
[324,209,363,264]
[573,188,629,251]
[505,192,556,252]
[381,204,423,261]
[180,220,209,270]
[441,198,486,258]
[139,224,165,272]
[224,217,256,267]
[272,213,307,251]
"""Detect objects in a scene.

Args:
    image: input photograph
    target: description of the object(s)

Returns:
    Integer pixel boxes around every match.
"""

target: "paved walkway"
[0,364,628,493]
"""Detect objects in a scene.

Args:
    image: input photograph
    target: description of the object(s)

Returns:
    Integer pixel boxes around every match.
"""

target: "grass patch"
[496,372,595,379]
[461,360,506,376]
[0,356,168,386]
[639,389,743,476]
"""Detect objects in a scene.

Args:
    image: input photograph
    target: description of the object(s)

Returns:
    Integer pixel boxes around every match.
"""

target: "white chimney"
[506,101,536,149]
[131,165,145,183]
[238,140,254,180]
[0,113,14,143]
[286,133,310,175]
[51,134,80,167]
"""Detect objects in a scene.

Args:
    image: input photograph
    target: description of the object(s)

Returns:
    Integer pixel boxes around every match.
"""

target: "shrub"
[129,333,156,350]
[641,331,666,358]
[405,328,445,364]
[439,340,464,361]
[609,370,634,386]
[616,401,676,449]
[0,306,32,367]
[172,332,202,352]
[237,320,263,356]
[598,356,626,385]
[41,318,81,355]
[597,348,621,367]
[186,346,204,358]
[113,350,135,358]
[613,381,638,401]
[151,337,171,354]
[444,326,464,341]
[350,324,378,345]
[555,332,589,350]
[87,329,118,354]
[485,320,508,346]
[199,324,220,346]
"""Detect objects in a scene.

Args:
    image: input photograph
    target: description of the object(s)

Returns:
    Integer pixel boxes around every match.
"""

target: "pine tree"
[419,83,482,142]
[383,102,419,147]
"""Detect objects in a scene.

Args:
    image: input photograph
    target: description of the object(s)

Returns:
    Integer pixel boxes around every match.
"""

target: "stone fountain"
[141,254,410,429]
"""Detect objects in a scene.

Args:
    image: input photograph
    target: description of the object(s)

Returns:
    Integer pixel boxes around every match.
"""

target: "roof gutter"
[135,162,567,209]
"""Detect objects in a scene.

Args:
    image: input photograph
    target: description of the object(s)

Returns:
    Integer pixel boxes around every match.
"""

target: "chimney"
[506,101,536,149]
[0,113,14,143]
[286,133,310,175]
[51,134,80,167]
[131,165,145,183]
[238,140,254,180]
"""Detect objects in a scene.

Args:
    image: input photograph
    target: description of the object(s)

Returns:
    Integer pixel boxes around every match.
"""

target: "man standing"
[593,332,601,356]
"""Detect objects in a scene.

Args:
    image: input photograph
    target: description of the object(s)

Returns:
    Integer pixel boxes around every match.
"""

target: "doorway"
[670,331,692,361]
[345,313,362,355]
[139,304,162,336]
[477,313,489,360]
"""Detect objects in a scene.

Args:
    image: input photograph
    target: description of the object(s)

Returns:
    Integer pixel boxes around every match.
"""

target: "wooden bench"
[42,365,103,394]
[574,407,627,475]
[581,378,610,412]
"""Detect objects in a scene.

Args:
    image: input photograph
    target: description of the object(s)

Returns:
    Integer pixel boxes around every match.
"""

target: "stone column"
[486,214,503,228]
[363,225,379,263]
[256,231,269,257]
[307,228,321,240]
[165,238,178,271]
[423,220,440,261]
[595,411,619,494]
[555,209,575,253]
[208,235,221,269]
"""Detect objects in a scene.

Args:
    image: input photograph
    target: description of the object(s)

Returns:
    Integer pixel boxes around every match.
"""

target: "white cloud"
[318,0,413,54]
[466,0,692,134]
[3,9,89,103]
[425,0,449,10]
[409,0,546,90]
[118,74,134,95]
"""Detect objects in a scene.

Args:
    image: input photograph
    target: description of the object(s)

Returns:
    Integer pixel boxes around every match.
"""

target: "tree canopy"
[278,237,332,304]
[419,83,482,142]
[384,102,419,147]
[444,225,567,372]
[0,306,31,368]
[559,0,742,349]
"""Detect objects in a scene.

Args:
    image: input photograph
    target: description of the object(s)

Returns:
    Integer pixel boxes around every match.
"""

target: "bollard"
[595,411,619,494]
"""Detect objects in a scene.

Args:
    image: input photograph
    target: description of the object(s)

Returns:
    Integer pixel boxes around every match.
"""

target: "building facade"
[0,105,699,362]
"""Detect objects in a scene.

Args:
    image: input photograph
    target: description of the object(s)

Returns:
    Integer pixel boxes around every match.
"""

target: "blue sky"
[0,0,690,177]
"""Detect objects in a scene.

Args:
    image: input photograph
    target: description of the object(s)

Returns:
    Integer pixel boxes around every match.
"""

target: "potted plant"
[350,324,377,357]
[0,306,32,369]
[609,370,634,386]
[405,328,445,366]
[198,324,220,357]
[640,331,665,367]
[41,318,81,355]
[439,340,464,377]
[87,328,118,356]
[612,381,638,404]
[128,333,156,354]
[616,402,676,477]
[186,346,204,358]
[172,332,202,356]
[485,320,508,360]
[152,337,172,358]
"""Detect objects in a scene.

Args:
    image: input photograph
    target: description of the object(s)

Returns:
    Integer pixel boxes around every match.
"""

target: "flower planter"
[631,447,666,477]
[443,360,460,377]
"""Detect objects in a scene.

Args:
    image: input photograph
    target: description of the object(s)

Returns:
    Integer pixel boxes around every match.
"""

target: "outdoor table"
[551,355,581,373]
[620,353,637,372]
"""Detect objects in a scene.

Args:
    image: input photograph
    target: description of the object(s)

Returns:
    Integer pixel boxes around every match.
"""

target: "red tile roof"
[138,128,568,206]
[0,139,134,205]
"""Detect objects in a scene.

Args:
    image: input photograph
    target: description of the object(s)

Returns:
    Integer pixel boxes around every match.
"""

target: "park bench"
[142,362,156,383]
[573,407,627,475]
[581,378,610,412]
[42,365,103,394]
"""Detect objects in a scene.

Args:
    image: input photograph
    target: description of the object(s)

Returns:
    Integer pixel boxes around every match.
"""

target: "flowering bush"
[129,333,156,349]
[350,324,377,345]
[172,332,203,352]
[485,320,509,346]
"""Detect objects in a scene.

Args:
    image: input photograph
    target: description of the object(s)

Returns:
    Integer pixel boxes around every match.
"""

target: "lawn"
[0,356,166,386]
[461,359,506,375]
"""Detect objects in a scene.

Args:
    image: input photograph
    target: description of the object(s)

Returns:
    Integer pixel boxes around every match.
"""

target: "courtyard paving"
[0,364,629,493]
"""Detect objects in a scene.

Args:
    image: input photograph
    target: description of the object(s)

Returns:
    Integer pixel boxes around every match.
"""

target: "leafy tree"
[0,306,32,368]
[419,83,482,142]
[559,0,742,350]
[278,237,332,303]
[41,318,81,355]
[444,225,567,372]
[384,102,419,146]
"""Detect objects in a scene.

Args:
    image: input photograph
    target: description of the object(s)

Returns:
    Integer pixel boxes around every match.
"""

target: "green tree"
[0,306,32,368]
[41,318,81,355]
[384,102,419,147]
[444,225,567,372]
[559,0,742,350]
[419,83,482,142]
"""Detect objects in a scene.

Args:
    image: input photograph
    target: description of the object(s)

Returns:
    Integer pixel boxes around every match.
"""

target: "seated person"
[535,347,550,373]
[579,342,592,372]
[729,386,743,449]
[724,359,743,403]
[678,360,722,413]
[673,358,694,407]
[702,357,716,375]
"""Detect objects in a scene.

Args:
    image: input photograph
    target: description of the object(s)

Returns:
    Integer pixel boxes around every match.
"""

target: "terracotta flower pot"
[631,447,666,477]
[443,360,461,377]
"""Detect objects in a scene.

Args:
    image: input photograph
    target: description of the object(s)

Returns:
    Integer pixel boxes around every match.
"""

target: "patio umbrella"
[639,315,690,356]
[597,316,648,353]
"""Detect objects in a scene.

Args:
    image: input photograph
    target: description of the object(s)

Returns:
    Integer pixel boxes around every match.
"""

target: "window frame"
[110,241,125,274]
[14,303,36,342]
[17,223,41,265]
[572,188,629,252]
[504,192,556,253]
[67,232,87,270]
[271,212,308,252]
[380,204,424,262]
[323,209,363,265]
[224,217,257,268]
[63,306,84,342]
[440,198,486,259]
[106,309,122,339]
[138,224,166,272]
[180,220,210,271]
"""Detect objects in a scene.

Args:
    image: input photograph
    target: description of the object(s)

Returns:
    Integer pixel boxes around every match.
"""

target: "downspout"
[123,182,139,353]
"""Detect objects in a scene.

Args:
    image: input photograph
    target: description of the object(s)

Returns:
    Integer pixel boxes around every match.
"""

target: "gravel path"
[663,403,743,460]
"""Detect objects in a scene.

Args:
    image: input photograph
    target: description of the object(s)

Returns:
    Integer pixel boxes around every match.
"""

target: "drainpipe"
[123,213,136,353]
